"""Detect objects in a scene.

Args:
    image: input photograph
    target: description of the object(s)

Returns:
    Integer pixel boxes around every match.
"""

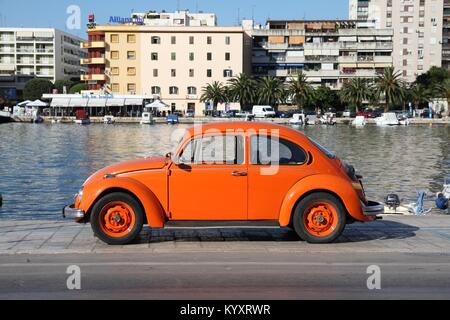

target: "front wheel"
[90,192,144,245]
[292,193,346,244]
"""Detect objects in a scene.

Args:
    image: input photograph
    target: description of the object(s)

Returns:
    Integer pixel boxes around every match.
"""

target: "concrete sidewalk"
[1,215,450,255]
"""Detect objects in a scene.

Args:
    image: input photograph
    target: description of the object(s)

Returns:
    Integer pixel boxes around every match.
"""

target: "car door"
[169,133,247,221]
[247,134,313,220]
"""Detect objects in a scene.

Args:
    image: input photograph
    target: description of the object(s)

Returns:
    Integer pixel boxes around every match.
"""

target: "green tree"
[227,73,256,111]
[313,85,340,112]
[54,80,74,94]
[375,67,405,112]
[256,76,285,106]
[286,73,313,110]
[23,79,54,101]
[200,81,228,111]
[408,83,430,111]
[416,66,450,88]
[69,83,88,94]
[339,78,372,113]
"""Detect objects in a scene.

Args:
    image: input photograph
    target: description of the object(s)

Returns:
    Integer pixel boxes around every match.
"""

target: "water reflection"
[0,123,448,220]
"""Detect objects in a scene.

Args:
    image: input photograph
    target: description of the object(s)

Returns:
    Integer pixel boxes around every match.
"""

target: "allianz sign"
[109,16,144,25]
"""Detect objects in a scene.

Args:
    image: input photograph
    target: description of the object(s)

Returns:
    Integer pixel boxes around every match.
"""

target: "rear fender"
[279,174,369,226]
[80,177,166,228]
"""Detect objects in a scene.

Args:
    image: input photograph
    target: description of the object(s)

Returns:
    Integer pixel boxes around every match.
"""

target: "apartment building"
[349,0,443,82]
[0,28,87,99]
[443,0,450,69]
[81,20,252,115]
[250,19,393,89]
[131,10,217,27]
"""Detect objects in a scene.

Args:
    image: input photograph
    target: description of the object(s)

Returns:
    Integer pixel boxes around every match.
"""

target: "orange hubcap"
[99,202,135,238]
[303,202,338,237]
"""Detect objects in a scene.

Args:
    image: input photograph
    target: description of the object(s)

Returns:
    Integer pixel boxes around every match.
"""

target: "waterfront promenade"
[1,215,450,299]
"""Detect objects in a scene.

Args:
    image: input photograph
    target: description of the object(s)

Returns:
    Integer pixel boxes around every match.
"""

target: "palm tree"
[227,73,256,111]
[375,67,405,112]
[256,76,285,106]
[408,83,430,111]
[339,78,372,113]
[286,73,313,110]
[200,81,228,112]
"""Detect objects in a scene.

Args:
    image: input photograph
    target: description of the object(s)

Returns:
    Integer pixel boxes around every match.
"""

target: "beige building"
[81,22,251,116]
[349,0,443,83]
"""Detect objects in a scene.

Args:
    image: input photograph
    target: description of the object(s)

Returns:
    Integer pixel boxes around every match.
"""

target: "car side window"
[179,135,244,165]
[250,135,307,166]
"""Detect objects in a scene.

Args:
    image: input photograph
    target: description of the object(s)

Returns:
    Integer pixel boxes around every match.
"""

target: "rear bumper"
[62,204,85,221]
[362,201,385,217]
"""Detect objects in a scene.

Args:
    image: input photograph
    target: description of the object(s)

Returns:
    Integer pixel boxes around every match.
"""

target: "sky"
[0,0,349,38]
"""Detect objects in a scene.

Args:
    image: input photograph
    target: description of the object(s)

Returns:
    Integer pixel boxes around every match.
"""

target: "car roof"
[186,122,307,140]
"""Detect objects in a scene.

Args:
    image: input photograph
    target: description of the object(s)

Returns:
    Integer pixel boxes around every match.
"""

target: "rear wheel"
[293,193,346,244]
[90,192,144,245]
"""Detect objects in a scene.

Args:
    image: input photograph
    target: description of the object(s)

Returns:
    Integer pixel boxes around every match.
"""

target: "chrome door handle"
[232,171,247,177]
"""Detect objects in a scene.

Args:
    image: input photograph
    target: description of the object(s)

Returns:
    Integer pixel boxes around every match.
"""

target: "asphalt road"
[1,251,450,300]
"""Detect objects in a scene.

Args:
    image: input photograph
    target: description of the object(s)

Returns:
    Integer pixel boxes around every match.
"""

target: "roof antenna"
[177,0,180,11]
[237,8,240,25]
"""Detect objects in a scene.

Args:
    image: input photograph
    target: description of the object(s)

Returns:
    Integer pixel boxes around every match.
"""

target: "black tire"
[90,192,144,245]
[292,192,346,244]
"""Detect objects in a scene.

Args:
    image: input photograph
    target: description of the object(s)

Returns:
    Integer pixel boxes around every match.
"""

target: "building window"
[189,69,194,77]
[127,51,136,59]
[153,69,158,77]
[151,86,161,95]
[111,34,119,43]
[207,69,212,77]
[225,36,231,45]
[127,83,136,93]
[207,52,212,60]
[189,36,194,44]
[223,69,233,77]
[207,36,212,44]
[112,83,120,92]
[127,34,136,43]
[225,52,231,61]
[403,38,408,45]
[111,51,119,59]
[151,52,158,60]
[169,86,179,95]
[171,36,176,44]
[189,52,195,61]
[171,52,176,61]
[127,67,136,75]
[171,69,176,77]
[151,36,161,44]
[188,86,197,95]
[111,67,119,75]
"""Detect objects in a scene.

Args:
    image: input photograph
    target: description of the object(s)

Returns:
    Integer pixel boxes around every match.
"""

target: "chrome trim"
[63,205,85,220]
[362,201,385,217]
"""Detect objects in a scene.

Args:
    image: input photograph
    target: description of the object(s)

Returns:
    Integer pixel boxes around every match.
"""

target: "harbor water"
[0,122,449,220]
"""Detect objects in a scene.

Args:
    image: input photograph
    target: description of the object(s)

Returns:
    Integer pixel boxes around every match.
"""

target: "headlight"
[77,187,84,203]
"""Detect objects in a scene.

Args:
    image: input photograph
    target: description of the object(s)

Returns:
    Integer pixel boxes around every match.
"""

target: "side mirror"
[165,152,172,159]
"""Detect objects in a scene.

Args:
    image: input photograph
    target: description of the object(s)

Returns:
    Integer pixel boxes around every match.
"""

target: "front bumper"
[362,201,385,217]
[62,204,85,221]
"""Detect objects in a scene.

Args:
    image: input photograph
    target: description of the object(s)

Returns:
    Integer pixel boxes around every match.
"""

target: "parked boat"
[289,113,305,126]
[375,113,400,126]
[140,112,154,125]
[74,109,90,125]
[103,115,115,124]
[352,116,367,127]
[0,110,13,124]
[305,114,318,125]
[320,113,337,125]
[167,114,179,124]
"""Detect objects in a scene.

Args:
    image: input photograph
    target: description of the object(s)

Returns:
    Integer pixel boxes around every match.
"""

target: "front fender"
[79,177,166,228]
[278,174,370,226]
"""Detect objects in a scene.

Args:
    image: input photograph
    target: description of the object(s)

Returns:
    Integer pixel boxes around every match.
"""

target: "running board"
[164,220,280,230]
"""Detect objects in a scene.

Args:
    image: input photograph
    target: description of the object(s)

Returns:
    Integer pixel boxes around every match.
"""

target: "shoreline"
[8,116,450,125]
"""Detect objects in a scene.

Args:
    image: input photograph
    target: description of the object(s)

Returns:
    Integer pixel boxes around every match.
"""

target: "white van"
[252,106,276,118]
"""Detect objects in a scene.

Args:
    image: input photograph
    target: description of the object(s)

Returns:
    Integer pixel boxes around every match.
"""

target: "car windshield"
[309,138,336,159]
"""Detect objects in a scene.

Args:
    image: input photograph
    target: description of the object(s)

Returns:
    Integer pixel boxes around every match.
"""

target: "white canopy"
[26,100,48,107]
[50,98,70,107]
[145,100,169,110]
[17,100,32,107]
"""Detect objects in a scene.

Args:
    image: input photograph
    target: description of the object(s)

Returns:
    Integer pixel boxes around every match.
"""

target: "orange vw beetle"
[63,122,384,245]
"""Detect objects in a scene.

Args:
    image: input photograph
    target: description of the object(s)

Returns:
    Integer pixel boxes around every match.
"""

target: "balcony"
[304,42,340,51]
[340,42,393,50]
[0,36,15,42]
[80,41,106,49]
[268,69,288,77]
[303,70,340,78]
[252,29,305,37]
[81,74,106,81]
[338,55,357,63]
[80,57,106,65]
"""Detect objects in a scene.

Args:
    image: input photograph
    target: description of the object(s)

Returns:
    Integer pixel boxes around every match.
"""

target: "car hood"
[84,156,168,185]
